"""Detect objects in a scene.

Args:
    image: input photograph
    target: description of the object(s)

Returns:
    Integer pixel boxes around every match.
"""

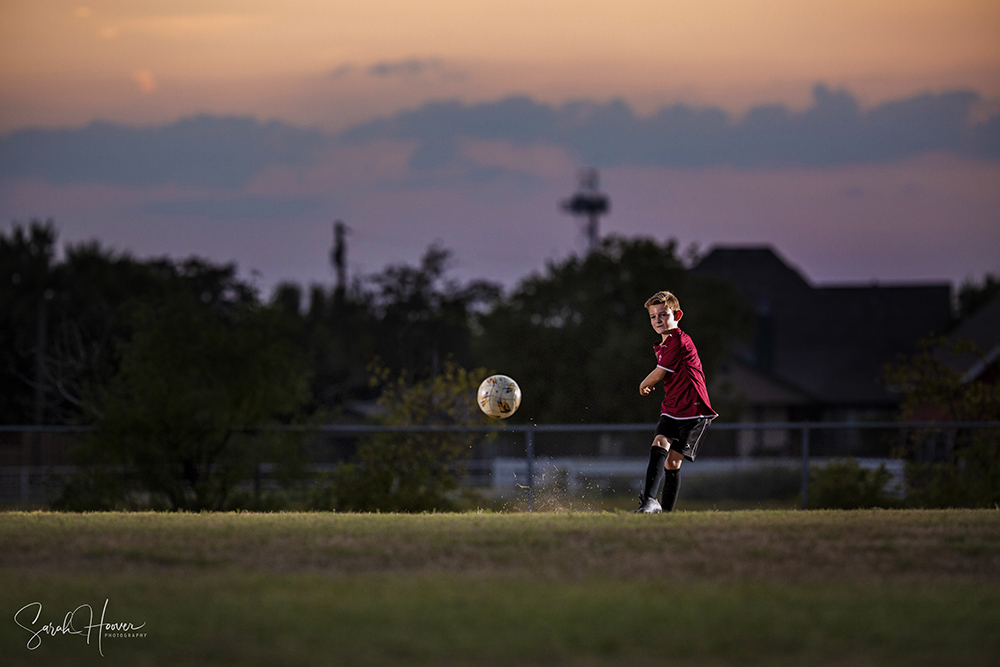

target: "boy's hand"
[640,367,665,396]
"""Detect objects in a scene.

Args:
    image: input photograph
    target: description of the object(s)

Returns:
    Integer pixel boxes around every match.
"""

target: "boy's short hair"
[644,291,680,311]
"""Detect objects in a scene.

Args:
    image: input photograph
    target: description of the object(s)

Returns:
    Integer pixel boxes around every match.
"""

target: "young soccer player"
[635,290,718,513]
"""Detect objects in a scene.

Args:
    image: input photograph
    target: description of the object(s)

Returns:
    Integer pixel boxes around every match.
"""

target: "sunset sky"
[1,0,998,294]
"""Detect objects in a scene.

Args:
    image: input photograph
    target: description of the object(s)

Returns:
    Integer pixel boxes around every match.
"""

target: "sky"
[1,0,998,296]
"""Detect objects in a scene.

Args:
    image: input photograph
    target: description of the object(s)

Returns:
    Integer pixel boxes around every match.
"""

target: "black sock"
[661,468,681,511]
[643,447,669,501]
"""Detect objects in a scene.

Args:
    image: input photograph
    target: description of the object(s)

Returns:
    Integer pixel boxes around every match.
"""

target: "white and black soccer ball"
[477,375,522,419]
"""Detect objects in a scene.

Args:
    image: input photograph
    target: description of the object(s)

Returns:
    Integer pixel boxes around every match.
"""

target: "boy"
[635,291,717,513]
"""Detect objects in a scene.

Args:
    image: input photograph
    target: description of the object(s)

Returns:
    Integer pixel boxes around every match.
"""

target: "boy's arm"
[640,367,667,396]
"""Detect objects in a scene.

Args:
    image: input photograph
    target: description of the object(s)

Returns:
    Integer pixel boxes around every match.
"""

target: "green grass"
[2,510,999,666]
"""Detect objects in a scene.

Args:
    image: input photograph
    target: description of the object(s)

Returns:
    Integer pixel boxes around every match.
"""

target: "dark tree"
[272,243,501,415]
[957,273,1000,321]
[63,292,310,510]
[0,220,57,423]
[1,220,263,426]
[477,236,750,423]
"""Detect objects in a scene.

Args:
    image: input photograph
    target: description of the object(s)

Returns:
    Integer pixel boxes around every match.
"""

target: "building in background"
[694,246,953,456]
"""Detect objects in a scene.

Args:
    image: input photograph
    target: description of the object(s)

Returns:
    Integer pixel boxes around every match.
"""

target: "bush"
[316,361,492,512]
[884,335,1000,508]
[810,459,896,509]
[903,432,1000,508]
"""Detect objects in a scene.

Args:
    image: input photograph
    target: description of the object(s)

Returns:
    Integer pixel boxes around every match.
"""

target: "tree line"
[2,219,752,429]
[5,219,995,510]
[1,219,751,510]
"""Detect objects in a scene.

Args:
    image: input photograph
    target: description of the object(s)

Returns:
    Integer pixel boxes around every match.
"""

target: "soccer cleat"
[633,495,662,514]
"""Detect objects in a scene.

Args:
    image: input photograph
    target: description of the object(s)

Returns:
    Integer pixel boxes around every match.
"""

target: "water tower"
[561,168,609,253]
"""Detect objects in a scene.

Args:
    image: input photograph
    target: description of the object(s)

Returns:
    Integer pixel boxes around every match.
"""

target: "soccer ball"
[477,375,521,419]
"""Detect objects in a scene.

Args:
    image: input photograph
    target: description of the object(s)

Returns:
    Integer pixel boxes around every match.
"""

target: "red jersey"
[654,329,718,419]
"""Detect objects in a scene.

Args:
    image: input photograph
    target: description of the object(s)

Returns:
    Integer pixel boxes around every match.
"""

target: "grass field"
[2,509,999,666]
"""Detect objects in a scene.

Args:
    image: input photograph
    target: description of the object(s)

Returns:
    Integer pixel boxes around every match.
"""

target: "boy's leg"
[658,416,713,511]
[635,437,670,513]
[660,450,684,511]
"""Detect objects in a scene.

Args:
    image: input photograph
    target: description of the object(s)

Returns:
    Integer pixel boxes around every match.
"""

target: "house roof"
[942,294,1000,383]
[692,245,812,308]
[711,358,813,407]
[694,246,952,406]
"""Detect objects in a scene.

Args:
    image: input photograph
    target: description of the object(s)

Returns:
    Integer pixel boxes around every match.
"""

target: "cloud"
[341,85,1000,169]
[367,59,440,78]
[327,58,467,84]
[1,86,996,191]
[0,115,328,188]
[328,64,354,80]
[132,70,157,94]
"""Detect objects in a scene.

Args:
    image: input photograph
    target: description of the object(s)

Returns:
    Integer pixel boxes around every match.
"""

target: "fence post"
[20,466,30,505]
[525,427,535,512]
[801,425,810,510]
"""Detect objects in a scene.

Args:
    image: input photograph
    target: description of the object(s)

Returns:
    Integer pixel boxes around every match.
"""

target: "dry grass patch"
[1,509,998,582]
[3,511,999,666]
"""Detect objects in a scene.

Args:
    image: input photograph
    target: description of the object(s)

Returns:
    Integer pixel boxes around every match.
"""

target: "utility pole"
[561,168,609,254]
[27,288,53,474]
[331,220,348,305]
[33,292,49,426]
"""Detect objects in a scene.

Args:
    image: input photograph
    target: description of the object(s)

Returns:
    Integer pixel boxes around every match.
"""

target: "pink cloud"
[132,70,157,94]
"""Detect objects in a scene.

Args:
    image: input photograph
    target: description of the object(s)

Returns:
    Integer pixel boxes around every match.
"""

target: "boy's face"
[648,303,681,335]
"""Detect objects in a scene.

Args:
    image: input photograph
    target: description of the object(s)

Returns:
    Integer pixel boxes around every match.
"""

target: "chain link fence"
[2,421,998,509]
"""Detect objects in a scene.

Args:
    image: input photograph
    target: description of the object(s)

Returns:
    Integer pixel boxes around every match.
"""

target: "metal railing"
[2,421,999,509]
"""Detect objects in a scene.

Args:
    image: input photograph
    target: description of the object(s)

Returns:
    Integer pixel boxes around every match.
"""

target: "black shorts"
[654,415,714,462]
